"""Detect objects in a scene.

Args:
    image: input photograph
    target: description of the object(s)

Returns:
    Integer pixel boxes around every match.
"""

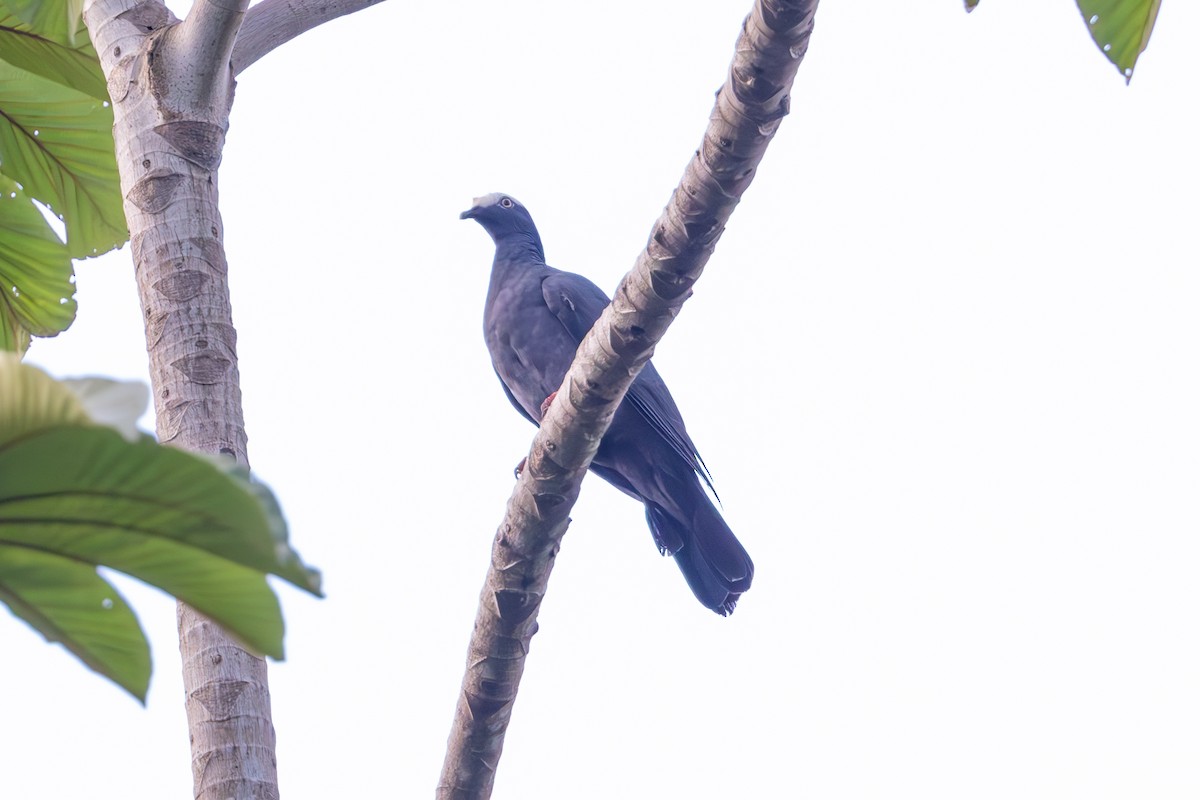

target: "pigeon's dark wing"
[624,364,717,497]
[540,272,716,494]
[540,271,609,340]
[494,368,538,427]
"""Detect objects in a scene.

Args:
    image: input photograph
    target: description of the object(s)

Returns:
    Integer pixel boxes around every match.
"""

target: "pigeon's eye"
[499,197,514,209]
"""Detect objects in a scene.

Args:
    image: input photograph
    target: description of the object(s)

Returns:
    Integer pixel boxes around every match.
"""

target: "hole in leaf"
[33,199,66,243]
[1090,14,1099,24]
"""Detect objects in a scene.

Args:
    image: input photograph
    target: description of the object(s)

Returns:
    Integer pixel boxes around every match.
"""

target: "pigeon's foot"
[514,456,526,479]
[540,391,558,417]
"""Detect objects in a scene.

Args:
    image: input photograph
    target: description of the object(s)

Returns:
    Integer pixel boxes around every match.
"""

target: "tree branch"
[176,0,249,111]
[437,1,819,797]
[231,0,387,76]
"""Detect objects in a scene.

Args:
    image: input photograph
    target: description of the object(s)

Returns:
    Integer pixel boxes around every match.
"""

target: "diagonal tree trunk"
[437,1,819,797]
[81,0,378,797]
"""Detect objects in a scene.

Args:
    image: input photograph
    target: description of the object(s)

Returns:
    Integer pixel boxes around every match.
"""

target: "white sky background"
[6,0,1199,797]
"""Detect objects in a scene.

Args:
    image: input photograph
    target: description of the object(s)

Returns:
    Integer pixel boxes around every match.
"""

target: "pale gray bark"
[437,1,820,797]
[232,0,388,76]
[81,1,271,796]
[81,0,376,797]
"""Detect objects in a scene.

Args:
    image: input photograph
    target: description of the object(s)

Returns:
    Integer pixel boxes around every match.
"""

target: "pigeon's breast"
[484,276,578,421]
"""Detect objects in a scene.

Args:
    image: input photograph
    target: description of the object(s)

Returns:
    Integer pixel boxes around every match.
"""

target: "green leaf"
[0,7,107,100]
[61,376,148,440]
[0,545,149,700]
[0,354,90,436]
[1,0,86,47]
[0,293,29,352]
[0,60,126,258]
[0,175,77,352]
[964,0,979,12]
[0,357,322,699]
[1077,0,1160,82]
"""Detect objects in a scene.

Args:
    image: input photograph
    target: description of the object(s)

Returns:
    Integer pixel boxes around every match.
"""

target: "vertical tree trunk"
[82,2,279,798]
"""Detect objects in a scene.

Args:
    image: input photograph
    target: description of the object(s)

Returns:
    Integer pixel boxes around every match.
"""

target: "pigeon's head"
[460,193,544,258]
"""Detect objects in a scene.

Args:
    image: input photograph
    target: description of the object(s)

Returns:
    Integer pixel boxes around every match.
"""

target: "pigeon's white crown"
[471,192,522,209]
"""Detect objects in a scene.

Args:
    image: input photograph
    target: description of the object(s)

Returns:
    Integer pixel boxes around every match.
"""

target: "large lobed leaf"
[965,0,1160,82]
[0,357,322,700]
[0,175,76,353]
[0,544,149,699]
[1076,0,1160,82]
[0,59,125,258]
[1,0,86,48]
[0,5,106,99]
[61,375,149,440]
[0,0,119,349]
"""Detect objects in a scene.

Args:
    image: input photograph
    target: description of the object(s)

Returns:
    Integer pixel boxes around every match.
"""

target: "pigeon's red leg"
[513,456,526,479]
[540,390,558,417]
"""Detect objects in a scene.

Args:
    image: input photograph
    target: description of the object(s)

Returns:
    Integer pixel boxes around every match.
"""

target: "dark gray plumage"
[461,192,753,615]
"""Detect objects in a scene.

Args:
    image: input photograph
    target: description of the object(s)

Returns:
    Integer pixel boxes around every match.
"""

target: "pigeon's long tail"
[645,485,754,616]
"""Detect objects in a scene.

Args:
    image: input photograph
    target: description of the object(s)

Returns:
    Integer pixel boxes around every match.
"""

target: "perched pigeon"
[461,192,754,615]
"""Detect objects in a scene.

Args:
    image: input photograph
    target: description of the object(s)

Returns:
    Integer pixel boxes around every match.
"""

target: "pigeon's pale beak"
[460,200,483,220]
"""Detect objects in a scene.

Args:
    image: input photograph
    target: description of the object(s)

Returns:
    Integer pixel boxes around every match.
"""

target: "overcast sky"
[8,1,1200,798]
